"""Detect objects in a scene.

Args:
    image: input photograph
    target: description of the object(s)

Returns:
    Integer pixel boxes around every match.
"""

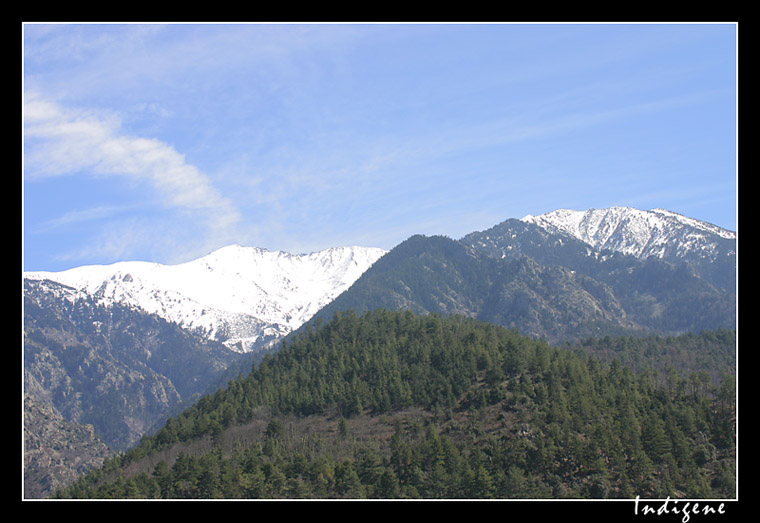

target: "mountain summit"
[24,245,388,353]
[24,207,736,352]
[521,207,735,262]
[315,207,736,343]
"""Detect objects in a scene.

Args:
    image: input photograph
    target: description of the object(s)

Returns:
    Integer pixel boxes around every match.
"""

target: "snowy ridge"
[521,207,735,261]
[24,245,388,353]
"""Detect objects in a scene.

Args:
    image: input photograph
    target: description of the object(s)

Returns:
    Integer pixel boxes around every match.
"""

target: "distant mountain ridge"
[313,207,736,342]
[24,208,734,354]
[521,207,735,264]
[24,245,388,354]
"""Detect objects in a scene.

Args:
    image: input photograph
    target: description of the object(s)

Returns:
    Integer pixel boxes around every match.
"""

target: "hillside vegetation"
[54,310,736,500]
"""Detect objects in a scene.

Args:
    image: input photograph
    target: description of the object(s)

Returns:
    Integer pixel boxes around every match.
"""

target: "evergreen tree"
[53,311,736,501]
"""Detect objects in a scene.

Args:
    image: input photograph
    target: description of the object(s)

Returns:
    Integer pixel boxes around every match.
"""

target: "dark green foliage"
[564,328,736,385]
[55,310,736,500]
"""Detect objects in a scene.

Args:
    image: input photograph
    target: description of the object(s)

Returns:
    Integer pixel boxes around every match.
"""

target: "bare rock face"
[24,395,114,499]
[22,280,247,498]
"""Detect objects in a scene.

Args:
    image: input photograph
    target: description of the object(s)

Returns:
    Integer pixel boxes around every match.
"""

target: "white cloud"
[23,93,241,239]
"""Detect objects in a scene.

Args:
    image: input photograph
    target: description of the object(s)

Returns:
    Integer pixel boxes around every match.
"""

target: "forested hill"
[55,310,736,500]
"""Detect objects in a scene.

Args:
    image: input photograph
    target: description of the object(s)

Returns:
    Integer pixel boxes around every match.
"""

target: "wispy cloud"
[28,204,133,234]
[23,93,242,244]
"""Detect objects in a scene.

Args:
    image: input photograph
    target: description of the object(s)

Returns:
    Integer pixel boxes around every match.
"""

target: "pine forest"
[54,309,736,500]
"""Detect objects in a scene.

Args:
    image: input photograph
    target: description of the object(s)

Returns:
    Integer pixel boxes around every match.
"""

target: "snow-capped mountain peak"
[521,207,735,261]
[24,245,388,353]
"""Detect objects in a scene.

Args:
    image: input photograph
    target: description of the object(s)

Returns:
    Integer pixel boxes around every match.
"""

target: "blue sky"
[23,22,737,272]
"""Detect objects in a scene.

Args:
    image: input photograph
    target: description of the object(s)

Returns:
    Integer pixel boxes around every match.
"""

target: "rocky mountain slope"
[25,245,387,354]
[24,394,114,499]
[313,208,736,342]
[23,277,248,447]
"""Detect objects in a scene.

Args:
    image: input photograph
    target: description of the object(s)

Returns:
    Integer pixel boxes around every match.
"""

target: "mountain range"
[24,206,736,353]
[25,245,388,354]
[312,207,735,342]
[22,206,737,498]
